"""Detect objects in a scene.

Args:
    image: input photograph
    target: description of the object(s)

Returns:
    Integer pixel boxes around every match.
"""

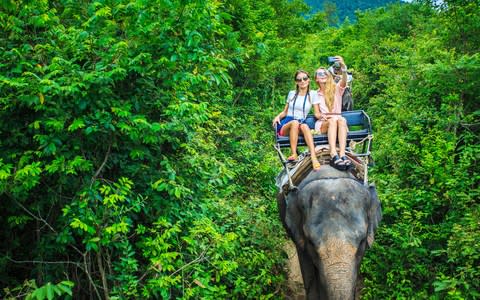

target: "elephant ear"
[367,184,382,248]
[276,191,288,231]
[282,190,307,249]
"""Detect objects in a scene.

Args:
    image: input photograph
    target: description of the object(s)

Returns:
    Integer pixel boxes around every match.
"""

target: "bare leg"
[283,120,300,158]
[300,124,316,157]
[327,118,338,157]
[337,117,348,157]
[300,124,320,170]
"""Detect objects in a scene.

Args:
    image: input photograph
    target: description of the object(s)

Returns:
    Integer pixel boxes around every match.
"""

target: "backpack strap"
[301,93,308,121]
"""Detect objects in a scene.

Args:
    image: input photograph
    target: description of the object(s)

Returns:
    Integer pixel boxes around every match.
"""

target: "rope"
[349,134,373,149]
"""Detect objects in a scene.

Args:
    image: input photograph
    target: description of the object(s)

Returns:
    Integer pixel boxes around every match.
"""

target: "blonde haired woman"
[314,56,351,170]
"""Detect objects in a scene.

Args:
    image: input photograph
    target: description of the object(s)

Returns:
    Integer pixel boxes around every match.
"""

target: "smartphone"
[327,56,337,64]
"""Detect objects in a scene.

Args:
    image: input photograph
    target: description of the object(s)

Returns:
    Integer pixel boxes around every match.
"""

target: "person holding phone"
[328,58,353,84]
[328,57,354,111]
[313,56,352,170]
[272,69,321,171]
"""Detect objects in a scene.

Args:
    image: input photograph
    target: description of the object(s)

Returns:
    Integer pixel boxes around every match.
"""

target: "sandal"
[312,160,321,171]
[341,156,352,169]
[287,154,298,162]
[330,155,346,171]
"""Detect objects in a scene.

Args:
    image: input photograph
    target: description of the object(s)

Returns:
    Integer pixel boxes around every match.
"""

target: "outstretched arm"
[335,56,348,89]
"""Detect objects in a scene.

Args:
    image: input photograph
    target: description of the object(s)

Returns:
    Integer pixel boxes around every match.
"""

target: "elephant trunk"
[317,239,358,300]
[323,262,356,300]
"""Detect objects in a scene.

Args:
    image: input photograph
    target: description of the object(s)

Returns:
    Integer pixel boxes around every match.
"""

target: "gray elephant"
[277,165,382,299]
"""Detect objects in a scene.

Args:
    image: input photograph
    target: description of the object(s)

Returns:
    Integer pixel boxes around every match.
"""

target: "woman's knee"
[338,117,347,125]
[300,123,310,131]
[286,120,300,132]
[291,120,300,126]
[293,121,302,130]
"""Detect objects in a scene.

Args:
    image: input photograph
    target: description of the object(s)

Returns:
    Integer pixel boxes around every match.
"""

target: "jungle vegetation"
[305,0,402,23]
[1,0,478,298]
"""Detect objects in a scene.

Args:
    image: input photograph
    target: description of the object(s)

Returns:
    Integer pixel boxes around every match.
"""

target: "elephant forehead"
[296,178,370,243]
[304,219,367,247]
[300,181,370,215]
[301,178,368,198]
[302,203,368,248]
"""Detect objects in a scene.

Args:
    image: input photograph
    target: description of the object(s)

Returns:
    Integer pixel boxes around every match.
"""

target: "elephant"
[277,164,382,300]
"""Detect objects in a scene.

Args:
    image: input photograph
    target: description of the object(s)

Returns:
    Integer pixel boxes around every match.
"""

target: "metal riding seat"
[273,110,374,189]
[275,110,372,156]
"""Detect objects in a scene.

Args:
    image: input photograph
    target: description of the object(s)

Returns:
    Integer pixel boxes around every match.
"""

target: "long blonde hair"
[316,68,336,112]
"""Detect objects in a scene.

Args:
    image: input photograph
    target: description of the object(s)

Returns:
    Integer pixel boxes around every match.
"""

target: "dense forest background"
[1,0,478,299]
[305,0,402,23]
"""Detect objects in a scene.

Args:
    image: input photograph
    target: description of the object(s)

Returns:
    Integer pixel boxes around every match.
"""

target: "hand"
[335,56,346,68]
[272,116,281,127]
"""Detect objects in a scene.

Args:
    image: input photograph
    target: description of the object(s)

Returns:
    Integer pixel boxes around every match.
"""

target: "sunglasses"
[316,71,328,77]
[295,76,309,82]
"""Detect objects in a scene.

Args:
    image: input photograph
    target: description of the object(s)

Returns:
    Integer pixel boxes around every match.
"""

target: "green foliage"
[305,0,403,23]
[0,0,306,298]
[25,281,74,300]
[305,2,479,299]
[3,280,73,300]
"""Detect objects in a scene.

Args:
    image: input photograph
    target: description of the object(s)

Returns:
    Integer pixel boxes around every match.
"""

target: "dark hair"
[294,69,310,81]
[291,69,311,103]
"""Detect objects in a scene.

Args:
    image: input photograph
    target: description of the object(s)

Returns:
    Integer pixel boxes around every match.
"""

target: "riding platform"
[274,110,373,190]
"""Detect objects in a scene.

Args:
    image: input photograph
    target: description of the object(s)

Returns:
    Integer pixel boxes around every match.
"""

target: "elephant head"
[277,165,382,300]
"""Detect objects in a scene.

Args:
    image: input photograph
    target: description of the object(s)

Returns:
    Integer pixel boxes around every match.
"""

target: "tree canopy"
[305,0,403,23]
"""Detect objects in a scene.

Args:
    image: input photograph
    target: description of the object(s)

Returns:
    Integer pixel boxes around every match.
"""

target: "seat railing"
[274,110,372,154]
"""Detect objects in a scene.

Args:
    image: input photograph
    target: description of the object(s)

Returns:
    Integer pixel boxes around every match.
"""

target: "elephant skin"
[277,165,382,300]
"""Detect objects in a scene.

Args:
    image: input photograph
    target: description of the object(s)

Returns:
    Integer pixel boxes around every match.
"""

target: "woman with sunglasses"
[313,56,352,171]
[272,70,321,171]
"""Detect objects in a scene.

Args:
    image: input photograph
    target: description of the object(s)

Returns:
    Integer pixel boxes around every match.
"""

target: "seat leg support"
[273,144,297,191]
